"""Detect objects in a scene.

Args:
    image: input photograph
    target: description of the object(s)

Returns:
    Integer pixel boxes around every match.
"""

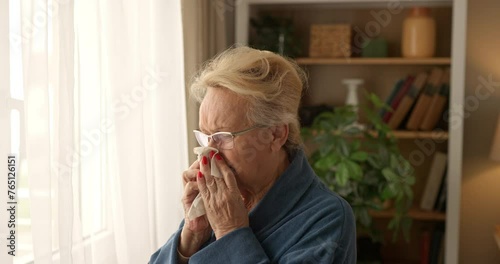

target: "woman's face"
[198,88,279,202]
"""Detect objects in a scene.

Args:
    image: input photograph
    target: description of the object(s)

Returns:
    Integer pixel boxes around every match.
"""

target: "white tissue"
[187,146,222,220]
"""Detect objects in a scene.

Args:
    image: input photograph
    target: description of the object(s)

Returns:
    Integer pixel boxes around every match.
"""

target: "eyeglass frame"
[193,124,266,149]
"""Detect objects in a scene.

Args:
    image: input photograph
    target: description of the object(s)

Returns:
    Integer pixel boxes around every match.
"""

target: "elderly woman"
[150,47,356,263]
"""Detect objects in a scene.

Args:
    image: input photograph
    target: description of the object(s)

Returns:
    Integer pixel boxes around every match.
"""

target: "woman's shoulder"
[276,175,356,258]
[299,177,355,222]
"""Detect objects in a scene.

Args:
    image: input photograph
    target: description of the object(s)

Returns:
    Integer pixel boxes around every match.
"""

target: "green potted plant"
[301,93,415,242]
[250,15,302,58]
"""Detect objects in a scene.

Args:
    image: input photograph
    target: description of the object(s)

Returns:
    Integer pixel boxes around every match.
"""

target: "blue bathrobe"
[150,150,356,263]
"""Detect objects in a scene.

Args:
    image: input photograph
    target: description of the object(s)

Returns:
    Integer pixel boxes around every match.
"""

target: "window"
[8,1,32,262]
[6,0,108,262]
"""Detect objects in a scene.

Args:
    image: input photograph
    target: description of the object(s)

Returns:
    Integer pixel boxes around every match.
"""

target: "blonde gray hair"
[190,46,307,153]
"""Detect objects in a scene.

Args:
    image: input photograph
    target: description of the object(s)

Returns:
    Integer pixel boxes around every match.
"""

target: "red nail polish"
[209,151,215,159]
[215,154,222,160]
[202,156,208,165]
[198,171,203,179]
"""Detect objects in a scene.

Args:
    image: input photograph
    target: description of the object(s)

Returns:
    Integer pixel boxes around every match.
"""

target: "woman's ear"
[270,124,289,152]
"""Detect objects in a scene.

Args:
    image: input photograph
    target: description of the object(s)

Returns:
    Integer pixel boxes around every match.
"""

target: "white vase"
[342,78,365,129]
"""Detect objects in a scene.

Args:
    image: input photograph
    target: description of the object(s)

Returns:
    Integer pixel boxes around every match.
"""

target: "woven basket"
[309,24,352,58]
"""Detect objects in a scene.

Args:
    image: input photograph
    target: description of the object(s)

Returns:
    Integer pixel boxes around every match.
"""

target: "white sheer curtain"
[182,0,230,164]
[1,0,186,263]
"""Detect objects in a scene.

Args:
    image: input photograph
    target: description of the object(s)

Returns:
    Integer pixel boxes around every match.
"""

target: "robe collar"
[248,149,315,235]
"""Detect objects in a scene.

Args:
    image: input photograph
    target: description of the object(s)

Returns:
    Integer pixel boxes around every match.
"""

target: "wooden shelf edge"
[295,57,451,65]
[308,129,449,139]
[247,0,453,8]
[359,130,449,139]
[390,130,449,140]
[370,208,446,221]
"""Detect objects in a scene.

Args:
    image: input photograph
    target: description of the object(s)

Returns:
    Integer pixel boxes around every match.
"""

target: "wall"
[460,0,500,262]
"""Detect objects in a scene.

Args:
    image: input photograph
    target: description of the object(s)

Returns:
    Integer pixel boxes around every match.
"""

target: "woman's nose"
[207,138,218,148]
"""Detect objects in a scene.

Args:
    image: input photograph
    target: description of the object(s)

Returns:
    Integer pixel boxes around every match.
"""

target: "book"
[420,231,431,264]
[420,152,448,211]
[388,71,429,129]
[437,235,445,264]
[429,224,445,264]
[383,75,415,123]
[433,167,447,212]
[420,68,451,131]
[380,78,405,118]
[406,68,444,130]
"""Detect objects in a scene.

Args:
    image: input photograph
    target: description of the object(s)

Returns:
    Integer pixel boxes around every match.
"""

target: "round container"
[401,7,436,58]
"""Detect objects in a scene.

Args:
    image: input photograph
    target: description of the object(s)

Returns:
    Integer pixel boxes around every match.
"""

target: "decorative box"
[309,24,352,58]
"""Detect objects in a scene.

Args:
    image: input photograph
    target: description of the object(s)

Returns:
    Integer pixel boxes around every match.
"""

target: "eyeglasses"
[193,125,265,150]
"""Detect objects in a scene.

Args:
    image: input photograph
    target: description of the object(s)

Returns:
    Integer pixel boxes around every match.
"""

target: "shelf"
[295,57,451,66]
[246,0,453,7]
[370,208,446,221]
[390,130,448,140]
[357,130,449,139]
[310,129,449,139]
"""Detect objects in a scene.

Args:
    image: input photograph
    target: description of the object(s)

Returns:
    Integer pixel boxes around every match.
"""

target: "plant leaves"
[356,207,372,227]
[303,93,416,243]
[345,159,363,181]
[381,185,396,200]
[390,154,400,168]
[350,151,368,162]
[403,185,413,199]
[314,155,338,171]
[368,92,391,111]
[319,143,334,156]
[351,139,361,150]
[338,140,350,157]
[404,176,416,186]
[367,155,381,169]
[382,168,400,182]
[336,162,349,186]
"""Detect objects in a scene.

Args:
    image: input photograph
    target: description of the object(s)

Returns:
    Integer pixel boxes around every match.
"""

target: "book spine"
[429,224,445,264]
[420,152,448,211]
[421,231,431,264]
[388,72,428,129]
[434,169,447,212]
[420,68,451,131]
[383,76,415,123]
[380,79,405,118]
[406,68,444,130]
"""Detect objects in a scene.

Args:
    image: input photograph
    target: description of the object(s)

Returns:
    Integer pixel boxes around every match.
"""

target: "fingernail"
[198,171,203,179]
[202,156,208,165]
[215,154,222,160]
[209,151,215,159]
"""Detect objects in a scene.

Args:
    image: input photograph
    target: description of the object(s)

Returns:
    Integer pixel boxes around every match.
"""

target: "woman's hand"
[197,153,249,239]
[178,160,212,257]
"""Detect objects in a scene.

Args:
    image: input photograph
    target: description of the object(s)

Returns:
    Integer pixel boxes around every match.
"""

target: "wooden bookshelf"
[370,208,446,221]
[238,1,466,263]
[295,57,451,66]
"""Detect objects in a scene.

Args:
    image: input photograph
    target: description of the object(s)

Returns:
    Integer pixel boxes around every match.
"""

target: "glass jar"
[401,7,436,58]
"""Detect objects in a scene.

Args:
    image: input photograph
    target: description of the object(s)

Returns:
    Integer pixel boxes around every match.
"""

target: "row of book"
[381,67,451,131]
[421,224,445,264]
